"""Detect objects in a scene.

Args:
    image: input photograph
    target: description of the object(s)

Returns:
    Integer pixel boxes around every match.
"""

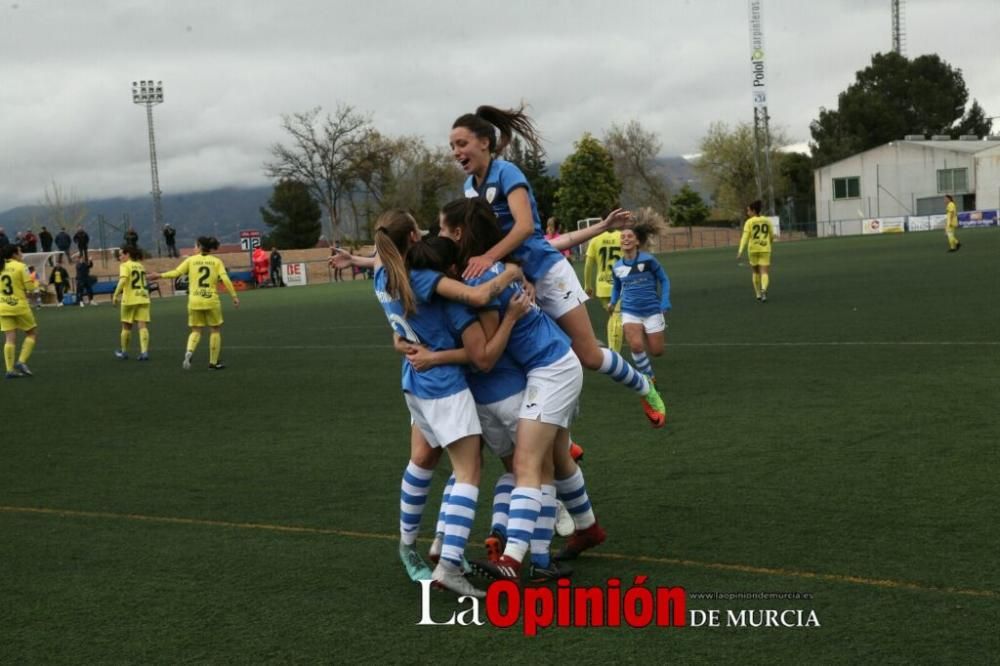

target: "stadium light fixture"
[131,79,166,254]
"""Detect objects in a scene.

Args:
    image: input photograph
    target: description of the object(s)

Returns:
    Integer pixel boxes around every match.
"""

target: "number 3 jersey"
[115,259,150,305]
[609,252,671,317]
[0,259,34,316]
[161,254,236,309]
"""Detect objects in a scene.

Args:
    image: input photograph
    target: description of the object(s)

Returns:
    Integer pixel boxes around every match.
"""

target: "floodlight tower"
[747,0,776,215]
[132,80,165,249]
[891,0,906,55]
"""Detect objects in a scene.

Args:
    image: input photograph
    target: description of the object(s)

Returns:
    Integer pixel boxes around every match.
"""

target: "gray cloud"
[1,0,997,212]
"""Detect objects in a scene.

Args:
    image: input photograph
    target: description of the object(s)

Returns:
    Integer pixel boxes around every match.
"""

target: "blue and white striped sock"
[530,484,558,568]
[434,474,456,538]
[491,472,515,537]
[440,483,478,567]
[504,486,543,563]
[555,468,596,531]
[399,462,434,546]
[598,348,651,396]
[632,350,654,378]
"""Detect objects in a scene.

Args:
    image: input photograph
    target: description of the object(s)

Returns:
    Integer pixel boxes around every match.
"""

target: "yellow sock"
[752,273,761,296]
[3,342,14,372]
[607,309,624,353]
[139,329,149,354]
[187,331,202,353]
[209,332,221,365]
[120,329,131,351]
[17,337,35,364]
[947,231,958,249]
[761,273,770,292]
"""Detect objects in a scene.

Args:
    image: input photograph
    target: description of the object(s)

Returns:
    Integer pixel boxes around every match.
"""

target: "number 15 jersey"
[162,254,236,309]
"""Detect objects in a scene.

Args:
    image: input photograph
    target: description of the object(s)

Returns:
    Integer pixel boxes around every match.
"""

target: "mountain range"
[0,157,703,248]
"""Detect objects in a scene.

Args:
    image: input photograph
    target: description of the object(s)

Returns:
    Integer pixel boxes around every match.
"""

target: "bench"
[87,279,162,297]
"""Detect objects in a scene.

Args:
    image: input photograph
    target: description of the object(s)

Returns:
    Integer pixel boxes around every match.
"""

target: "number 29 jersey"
[741,215,774,253]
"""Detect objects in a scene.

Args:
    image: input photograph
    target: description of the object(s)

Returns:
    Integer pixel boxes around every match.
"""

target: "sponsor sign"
[282,262,308,286]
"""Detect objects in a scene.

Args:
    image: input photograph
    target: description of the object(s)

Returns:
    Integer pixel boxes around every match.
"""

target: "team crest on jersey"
[637,263,646,272]
[485,186,497,203]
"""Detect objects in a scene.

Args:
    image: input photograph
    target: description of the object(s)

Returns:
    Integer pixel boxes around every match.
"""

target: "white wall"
[975,146,1000,211]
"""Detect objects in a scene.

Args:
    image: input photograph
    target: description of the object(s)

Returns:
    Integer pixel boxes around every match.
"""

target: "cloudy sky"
[1,0,997,213]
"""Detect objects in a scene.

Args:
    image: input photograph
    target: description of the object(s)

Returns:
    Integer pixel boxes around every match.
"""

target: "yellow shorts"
[748,251,771,267]
[188,306,223,328]
[121,304,151,324]
[0,312,37,332]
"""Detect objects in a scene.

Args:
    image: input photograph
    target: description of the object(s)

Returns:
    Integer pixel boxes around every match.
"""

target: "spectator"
[49,256,70,306]
[0,227,8,249]
[27,266,42,308]
[163,224,178,258]
[545,218,572,260]
[73,225,90,261]
[75,255,96,306]
[251,246,269,286]
[39,226,53,252]
[269,247,285,287]
[124,226,139,247]
[23,230,37,254]
[55,227,72,261]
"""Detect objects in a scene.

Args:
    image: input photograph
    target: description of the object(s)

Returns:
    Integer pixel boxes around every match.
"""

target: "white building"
[814,137,1000,231]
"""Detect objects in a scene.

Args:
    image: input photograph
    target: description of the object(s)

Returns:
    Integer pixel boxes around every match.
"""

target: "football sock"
[555,467,597,530]
[530,485,557,568]
[504,486,543,563]
[752,273,761,296]
[17,337,35,364]
[761,273,770,292]
[186,331,201,353]
[120,329,131,351]
[440,483,478,567]
[399,461,434,546]
[4,342,15,371]
[632,350,653,378]
[597,348,651,396]
[491,472,514,537]
[947,231,958,250]
[607,308,624,353]
[209,332,221,365]
[139,328,149,354]
[435,474,456,537]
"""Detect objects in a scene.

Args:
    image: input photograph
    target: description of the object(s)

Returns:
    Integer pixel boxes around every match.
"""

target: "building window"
[937,168,969,193]
[833,176,860,200]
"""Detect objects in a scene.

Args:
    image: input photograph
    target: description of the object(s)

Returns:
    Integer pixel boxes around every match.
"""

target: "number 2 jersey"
[739,215,774,254]
[0,259,35,316]
[161,254,236,309]
[609,252,671,317]
[114,259,150,305]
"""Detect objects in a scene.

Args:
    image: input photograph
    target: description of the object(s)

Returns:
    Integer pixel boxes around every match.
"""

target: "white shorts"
[621,311,667,334]
[535,259,589,321]
[477,392,522,459]
[404,389,482,449]
[519,350,584,428]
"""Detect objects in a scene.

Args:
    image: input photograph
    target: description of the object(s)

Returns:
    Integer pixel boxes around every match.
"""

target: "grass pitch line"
[2,504,996,600]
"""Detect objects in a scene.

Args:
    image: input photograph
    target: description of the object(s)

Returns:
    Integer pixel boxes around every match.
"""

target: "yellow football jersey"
[114,259,151,305]
[740,216,774,254]
[945,201,958,228]
[161,254,236,309]
[584,230,622,299]
[0,259,33,316]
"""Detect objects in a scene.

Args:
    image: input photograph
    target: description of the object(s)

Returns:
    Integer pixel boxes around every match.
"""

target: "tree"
[41,180,88,231]
[554,133,621,229]
[507,137,559,221]
[810,52,994,166]
[263,105,373,241]
[259,179,322,249]
[668,185,710,227]
[603,120,670,214]
[777,151,815,227]
[695,121,790,219]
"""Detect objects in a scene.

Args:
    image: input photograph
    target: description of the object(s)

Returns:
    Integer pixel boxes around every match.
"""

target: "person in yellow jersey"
[584,226,624,351]
[150,236,239,370]
[112,245,152,361]
[736,199,775,302]
[944,194,961,252]
[0,245,40,378]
